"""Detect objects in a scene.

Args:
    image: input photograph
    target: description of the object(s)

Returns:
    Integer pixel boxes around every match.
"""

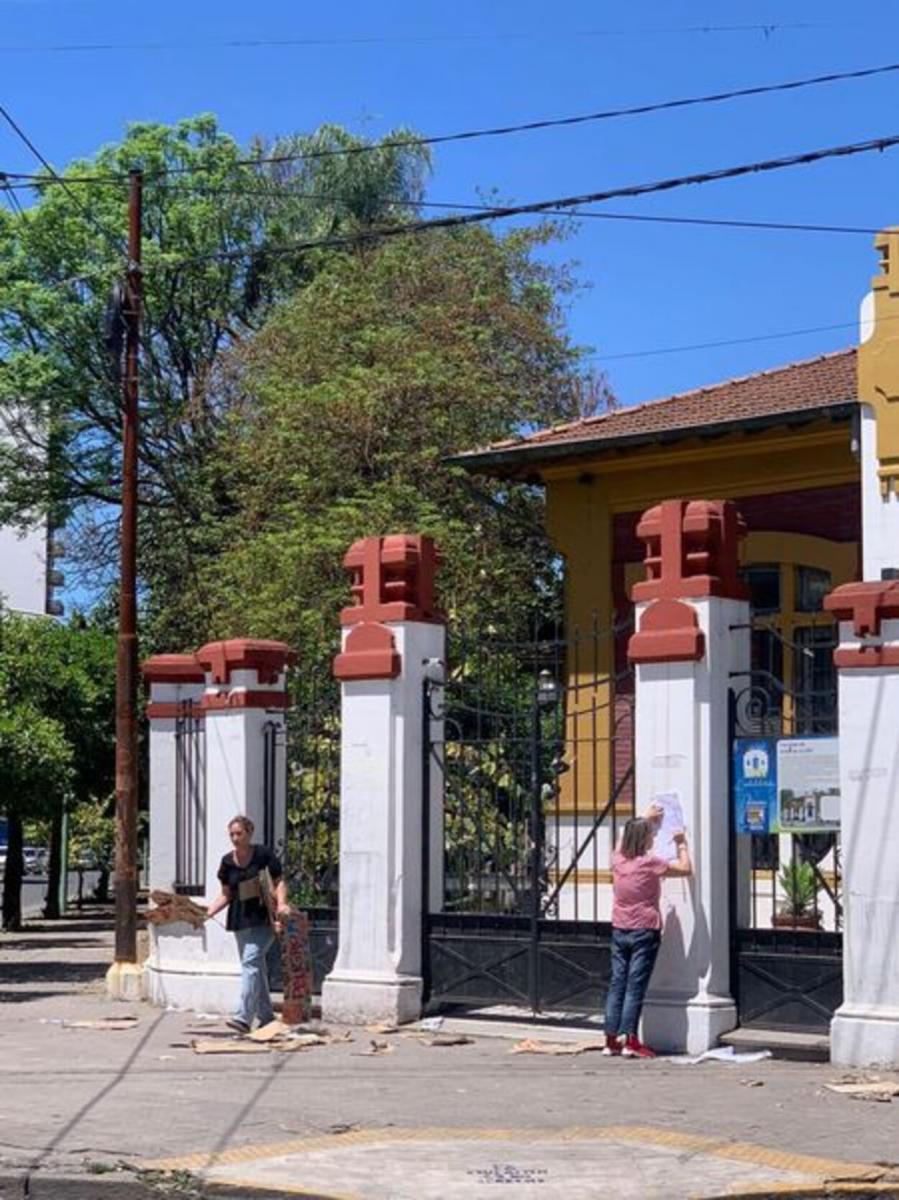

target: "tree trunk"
[93,865,110,904]
[1,813,24,931]
[43,804,63,920]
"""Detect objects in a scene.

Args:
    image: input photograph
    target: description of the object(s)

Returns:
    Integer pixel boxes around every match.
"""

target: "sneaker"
[602,1034,621,1057]
[225,1016,250,1035]
[621,1034,656,1059]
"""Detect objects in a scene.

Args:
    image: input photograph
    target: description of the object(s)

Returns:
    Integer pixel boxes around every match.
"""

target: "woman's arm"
[664,833,693,878]
[204,886,232,920]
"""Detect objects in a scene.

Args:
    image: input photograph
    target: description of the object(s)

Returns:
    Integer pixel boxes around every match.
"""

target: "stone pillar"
[627,499,750,1054]
[322,535,445,1026]
[143,638,293,1013]
[825,582,899,1067]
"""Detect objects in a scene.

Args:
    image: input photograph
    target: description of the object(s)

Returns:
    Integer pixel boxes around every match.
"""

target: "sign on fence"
[733,736,840,835]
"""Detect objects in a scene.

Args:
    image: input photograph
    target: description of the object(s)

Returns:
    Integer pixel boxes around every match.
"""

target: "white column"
[322,620,445,1025]
[144,639,292,1014]
[633,597,749,1054]
[825,589,899,1067]
[142,655,206,892]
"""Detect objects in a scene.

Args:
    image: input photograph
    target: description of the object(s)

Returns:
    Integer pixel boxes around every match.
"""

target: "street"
[4,872,101,918]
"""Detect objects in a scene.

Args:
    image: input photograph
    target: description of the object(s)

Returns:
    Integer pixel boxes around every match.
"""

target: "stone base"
[105,960,144,1002]
[831,1004,899,1069]
[640,993,737,1056]
[144,956,242,1015]
[321,970,422,1026]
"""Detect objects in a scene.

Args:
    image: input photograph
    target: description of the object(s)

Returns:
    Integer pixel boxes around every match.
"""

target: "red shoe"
[621,1034,656,1059]
[602,1034,621,1057]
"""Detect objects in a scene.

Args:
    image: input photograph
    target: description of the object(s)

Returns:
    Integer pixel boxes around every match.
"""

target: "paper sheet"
[652,790,686,861]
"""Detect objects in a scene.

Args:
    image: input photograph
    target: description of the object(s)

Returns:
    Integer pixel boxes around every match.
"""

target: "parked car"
[23,847,49,876]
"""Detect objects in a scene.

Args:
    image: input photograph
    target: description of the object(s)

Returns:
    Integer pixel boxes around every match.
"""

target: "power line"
[592,320,862,362]
[156,132,899,271]
[0,100,128,260]
[0,24,839,54]
[3,59,899,180]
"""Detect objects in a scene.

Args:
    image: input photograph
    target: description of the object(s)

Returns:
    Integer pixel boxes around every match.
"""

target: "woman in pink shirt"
[603,807,692,1059]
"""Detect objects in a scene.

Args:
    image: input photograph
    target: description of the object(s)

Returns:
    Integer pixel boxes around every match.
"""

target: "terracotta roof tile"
[460,349,857,467]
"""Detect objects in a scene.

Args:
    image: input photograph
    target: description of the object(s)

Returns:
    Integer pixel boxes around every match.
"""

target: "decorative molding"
[824,580,899,637]
[628,598,705,664]
[141,653,204,684]
[195,638,295,685]
[146,702,206,721]
[340,534,443,627]
[333,622,400,682]
[632,498,748,603]
[200,690,290,712]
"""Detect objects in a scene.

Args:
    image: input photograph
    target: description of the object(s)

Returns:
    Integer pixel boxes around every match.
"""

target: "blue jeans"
[604,927,661,1037]
[234,925,276,1027]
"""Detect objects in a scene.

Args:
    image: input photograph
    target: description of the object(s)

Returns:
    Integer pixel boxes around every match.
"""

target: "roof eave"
[448,400,858,480]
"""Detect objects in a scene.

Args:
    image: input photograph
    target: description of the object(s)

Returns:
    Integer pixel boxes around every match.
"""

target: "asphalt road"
[15,872,102,917]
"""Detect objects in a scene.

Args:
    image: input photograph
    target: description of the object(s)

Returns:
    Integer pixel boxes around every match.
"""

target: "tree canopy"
[178,222,597,656]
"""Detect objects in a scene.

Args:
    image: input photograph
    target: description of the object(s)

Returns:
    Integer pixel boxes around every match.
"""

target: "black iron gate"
[174,700,206,895]
[422,619,634,1015]
[729,616,843,1033]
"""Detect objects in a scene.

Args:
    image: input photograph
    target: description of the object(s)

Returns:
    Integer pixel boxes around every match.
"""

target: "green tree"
[0,611,115,928]
[0,116,431,646]
[194,223,598,651]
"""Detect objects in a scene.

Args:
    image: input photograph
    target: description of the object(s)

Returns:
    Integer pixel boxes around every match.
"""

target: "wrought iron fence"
[174,700,206,895]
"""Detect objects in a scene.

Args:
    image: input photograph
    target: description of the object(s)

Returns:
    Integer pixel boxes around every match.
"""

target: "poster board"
[733,735,840,835]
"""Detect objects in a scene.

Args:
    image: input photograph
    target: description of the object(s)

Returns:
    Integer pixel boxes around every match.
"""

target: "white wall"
[0,523,46,615]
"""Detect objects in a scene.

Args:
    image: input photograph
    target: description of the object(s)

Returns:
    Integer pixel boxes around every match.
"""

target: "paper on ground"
[674,1045,772,1065]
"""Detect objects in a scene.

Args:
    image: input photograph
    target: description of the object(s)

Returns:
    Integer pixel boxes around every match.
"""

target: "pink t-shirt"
[611,850,669,930]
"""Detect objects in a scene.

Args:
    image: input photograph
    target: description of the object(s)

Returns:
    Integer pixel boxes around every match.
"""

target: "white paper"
[652,790,686,861]
[673,1046,772,1066]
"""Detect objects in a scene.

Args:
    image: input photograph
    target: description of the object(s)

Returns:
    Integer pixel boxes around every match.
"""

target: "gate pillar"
[322,535,445,1026]
[143,638,292,1013]
[628,499,750,1054]
[825,582,899,1067]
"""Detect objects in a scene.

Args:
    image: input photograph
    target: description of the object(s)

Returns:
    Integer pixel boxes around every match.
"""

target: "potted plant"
[772,860,822,930]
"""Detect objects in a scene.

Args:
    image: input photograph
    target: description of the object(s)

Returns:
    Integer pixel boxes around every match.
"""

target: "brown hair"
[619,817,654,860]
[227,815,254,836]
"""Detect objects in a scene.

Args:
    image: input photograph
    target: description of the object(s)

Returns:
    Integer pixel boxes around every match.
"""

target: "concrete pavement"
[2,909,899,1199]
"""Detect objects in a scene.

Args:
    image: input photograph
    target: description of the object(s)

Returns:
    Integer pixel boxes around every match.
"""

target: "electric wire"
[2,59,899,179]
[152,132,899,271]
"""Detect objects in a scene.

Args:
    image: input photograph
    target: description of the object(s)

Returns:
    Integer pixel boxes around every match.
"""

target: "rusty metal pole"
[113,168,142,964]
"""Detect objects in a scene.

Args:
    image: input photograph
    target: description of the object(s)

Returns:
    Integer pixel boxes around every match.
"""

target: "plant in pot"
[772,860,822,930]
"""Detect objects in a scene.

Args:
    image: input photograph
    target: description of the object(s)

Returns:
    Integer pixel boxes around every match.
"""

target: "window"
[796,566,832,613]
[743,564,780,615]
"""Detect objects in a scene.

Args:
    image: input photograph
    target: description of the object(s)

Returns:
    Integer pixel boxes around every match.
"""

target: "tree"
[0,611,115,928]
[190,223,599,652]
[0,116,431,645]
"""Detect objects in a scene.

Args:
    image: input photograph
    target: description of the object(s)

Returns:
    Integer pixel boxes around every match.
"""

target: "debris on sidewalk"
[673,1045,772,1065]
[509,1038,605,1056]
[419,1033,474,1047]
[419,1016,444,1032]
[146,890,207,929]
[825,1077,899,1102]
[61,1015,140,1031]
[190,1039,272,1055]
[366,1022,399,1035]
[353,1038,395,1057]
[248,1019,293,1042]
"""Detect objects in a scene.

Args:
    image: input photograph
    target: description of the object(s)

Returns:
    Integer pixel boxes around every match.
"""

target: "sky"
[1,0,898,410]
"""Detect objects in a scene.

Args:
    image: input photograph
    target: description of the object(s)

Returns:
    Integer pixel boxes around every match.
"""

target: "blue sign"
[733,738,777,834]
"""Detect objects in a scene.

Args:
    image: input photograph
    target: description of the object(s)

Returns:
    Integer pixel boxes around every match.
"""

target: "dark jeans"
[604,927,662,1037]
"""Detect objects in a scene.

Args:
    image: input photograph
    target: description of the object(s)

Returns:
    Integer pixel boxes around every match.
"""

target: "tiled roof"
[456,349,857,472]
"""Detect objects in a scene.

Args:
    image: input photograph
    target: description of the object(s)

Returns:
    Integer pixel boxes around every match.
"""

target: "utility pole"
[112,168,142,973]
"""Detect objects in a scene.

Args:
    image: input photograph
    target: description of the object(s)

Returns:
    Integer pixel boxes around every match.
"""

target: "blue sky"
[1,0,898,410]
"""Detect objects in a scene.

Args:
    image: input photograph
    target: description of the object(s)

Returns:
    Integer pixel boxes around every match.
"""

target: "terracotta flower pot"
[771,912,822,931]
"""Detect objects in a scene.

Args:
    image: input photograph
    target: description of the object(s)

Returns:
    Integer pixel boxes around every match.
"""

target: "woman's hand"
[646,803,664,825]
[274,906,291,934]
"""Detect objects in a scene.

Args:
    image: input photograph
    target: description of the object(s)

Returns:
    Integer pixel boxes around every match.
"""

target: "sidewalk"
[1,911,898,1199]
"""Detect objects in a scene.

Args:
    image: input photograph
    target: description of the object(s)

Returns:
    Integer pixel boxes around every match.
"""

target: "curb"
[0,1170,334,1200]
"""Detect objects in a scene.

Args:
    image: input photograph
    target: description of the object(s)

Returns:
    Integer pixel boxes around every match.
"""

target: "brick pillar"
[824,582,899,1067]
[627,499,750,1054]
[322,535,445,1026]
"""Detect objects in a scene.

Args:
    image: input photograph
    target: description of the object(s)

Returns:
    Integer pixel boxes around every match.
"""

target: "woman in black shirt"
[205,815,289,1034]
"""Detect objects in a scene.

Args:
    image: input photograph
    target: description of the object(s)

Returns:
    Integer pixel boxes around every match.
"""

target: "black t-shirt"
[217,844,283,932]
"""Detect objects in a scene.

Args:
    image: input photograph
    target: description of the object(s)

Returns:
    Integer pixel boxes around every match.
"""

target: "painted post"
[143,640,292,1013]
[322,535,445,1026]
[627,499,750,1054]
